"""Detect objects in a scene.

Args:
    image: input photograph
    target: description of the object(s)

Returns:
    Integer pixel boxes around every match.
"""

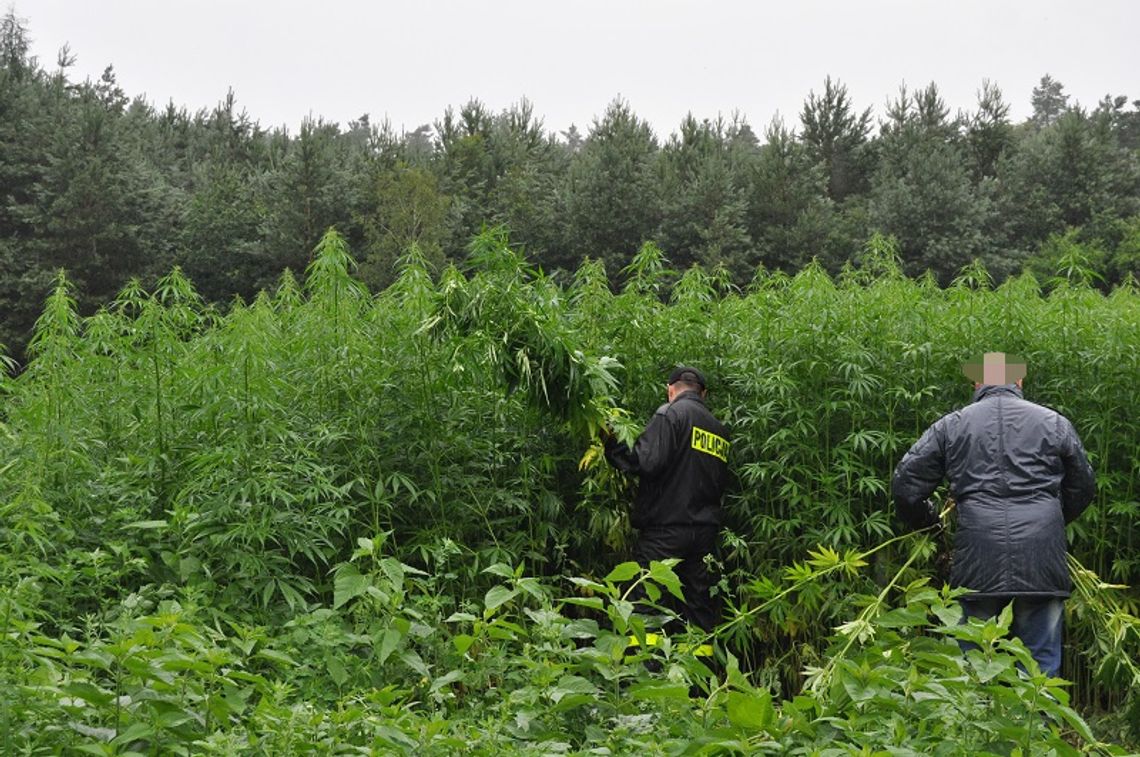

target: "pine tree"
[565,98,661,277]
[1031,74,1070,129]
[799,76,874,202]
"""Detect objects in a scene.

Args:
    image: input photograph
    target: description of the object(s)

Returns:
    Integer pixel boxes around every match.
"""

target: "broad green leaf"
[968,652,1009,683]
[62,681,114,707]
[612,599,634,626]
[549,674,596,704]
[327,657,348,686]
[115,720,155,748]
[648,560,685,601]
[628,681,691,701]
[379,557,406,588]
[567,577,608,593]
[430,668,464,693]
[400,650,430,678]
[727,689,774,730]
[256,649,298,668]
[333,564,370,609]
[453,634,475,655]
[484,585,518,614]
[605,562,641,583]
[377,628,402,664]
[483,563,516,579]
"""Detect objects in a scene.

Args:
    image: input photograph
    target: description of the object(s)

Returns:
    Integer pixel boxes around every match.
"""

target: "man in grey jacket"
[892,352,1096,677]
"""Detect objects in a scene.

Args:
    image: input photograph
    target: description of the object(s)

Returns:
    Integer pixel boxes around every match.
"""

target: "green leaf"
[400,650,430,678]
[453,634,475,655]
[648,560,685,601]
[484,585,518,614]
[379,557,406,588]
[256,649,299,668]
[567,577,608,593]
[932,602,963,627]
[483,563,516,579]
[612,599,635,626]
[727,689,774,730]
[430,669,464,693]
[516,576,546,601]
[333,564,370,609]
[968,651,1010,683]
[806,545,841,569]
[628,681,691,701]
[178,556,201,582]
[996,601,1014,630]
[875,605,929,629]
[62,681,115,707]
[327,657,348,686]
[109,720,153,743]
[122,519,168,530]
[377,628,403,664]
[605,562,641,583]
[560,596,604,611]
[549,674,597,704]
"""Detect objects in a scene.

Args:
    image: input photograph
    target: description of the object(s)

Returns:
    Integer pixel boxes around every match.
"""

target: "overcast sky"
[16,0,1140,140]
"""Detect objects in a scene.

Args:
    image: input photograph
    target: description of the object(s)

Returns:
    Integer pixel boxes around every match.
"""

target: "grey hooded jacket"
[892,384,1096,598]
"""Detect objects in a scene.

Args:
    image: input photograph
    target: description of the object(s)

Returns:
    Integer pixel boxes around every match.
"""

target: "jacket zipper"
[997,395,1009,590]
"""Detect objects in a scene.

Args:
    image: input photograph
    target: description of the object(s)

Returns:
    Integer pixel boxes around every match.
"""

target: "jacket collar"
[972,384,1023,403]
[672,389,706,406]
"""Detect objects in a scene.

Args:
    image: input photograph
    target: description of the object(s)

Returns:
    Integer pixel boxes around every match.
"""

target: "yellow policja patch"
[691,426,729,462]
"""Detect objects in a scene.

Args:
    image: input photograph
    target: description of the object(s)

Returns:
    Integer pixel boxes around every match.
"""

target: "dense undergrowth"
[1,228,1138,753]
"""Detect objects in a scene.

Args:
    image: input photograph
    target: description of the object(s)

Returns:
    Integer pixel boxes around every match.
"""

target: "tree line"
[1,10,1138,357]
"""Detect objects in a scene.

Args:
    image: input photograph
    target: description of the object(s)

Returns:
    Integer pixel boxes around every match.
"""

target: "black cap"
[667,365,706,389]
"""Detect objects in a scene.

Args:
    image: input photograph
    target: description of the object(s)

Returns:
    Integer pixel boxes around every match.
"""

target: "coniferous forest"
[2,11,1140,754]
[2,12,1138,357]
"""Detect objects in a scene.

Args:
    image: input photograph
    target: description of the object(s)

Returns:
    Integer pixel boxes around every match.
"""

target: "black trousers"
[632,525,721,633]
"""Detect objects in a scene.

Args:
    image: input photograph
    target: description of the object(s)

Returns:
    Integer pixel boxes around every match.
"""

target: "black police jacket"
[892,384,1096,598]
[604,390,730,529]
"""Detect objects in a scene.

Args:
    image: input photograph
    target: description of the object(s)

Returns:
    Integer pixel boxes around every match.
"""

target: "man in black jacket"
[892,352,1096,676]
[604,366,731,632]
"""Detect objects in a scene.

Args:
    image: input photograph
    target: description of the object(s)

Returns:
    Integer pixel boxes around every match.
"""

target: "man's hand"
[922,498,942,531]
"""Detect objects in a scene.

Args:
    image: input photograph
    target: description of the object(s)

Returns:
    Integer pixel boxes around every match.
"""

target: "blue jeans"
[960,596,1065,677]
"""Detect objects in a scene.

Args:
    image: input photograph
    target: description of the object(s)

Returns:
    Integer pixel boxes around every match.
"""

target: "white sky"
[16,0,1140,140]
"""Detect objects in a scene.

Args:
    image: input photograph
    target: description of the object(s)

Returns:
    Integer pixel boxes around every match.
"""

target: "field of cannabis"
[1,228,1138,754]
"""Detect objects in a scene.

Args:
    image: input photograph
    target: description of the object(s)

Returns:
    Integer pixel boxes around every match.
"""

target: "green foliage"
[356,162,449,290]
[657,114,755,276]
[3,21,1140,358]
[565,98,662,276]
[1,19,1137,747]
[1,542,1128,753]
[800,76,874,202]
[1,206,1139,751]
[871,83,997,282]
[431,226,623,440]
